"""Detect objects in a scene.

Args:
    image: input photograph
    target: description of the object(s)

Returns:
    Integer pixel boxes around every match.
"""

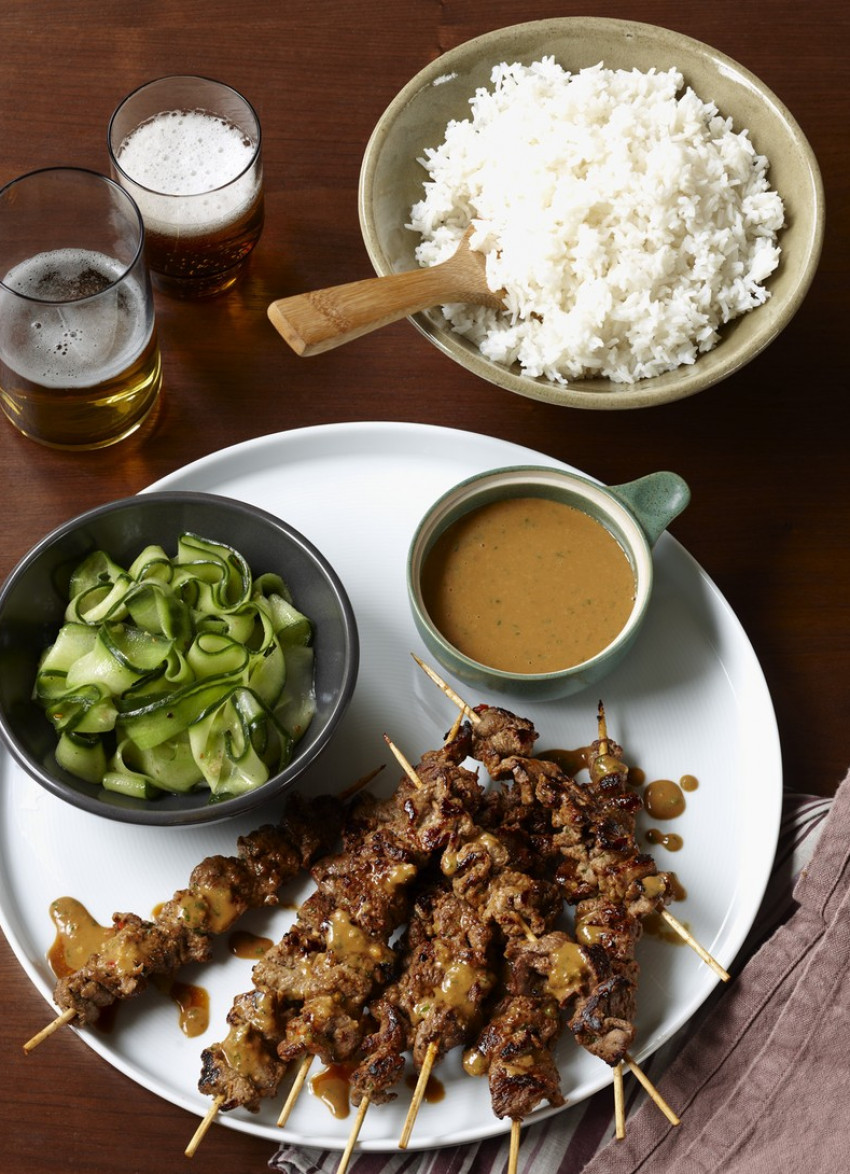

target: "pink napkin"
[269,782,839,1174]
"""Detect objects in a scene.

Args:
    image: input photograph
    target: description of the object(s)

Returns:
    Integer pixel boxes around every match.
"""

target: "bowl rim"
[359,15,825,410]
[407,465,653,685]
[0,490,360,827]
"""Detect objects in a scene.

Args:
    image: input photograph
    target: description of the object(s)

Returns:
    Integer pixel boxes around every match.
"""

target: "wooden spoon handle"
[267,264,464,357]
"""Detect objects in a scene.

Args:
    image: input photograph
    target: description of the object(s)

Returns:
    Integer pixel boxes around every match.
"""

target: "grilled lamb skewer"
[348,879,498,1109]
[468,704,674,1067]
[346,738,573,1145]
[33,792,345,1044]
[197,723,484,1116]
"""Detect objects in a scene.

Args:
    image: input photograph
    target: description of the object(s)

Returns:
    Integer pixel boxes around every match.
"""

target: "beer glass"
[0,168,162,449]
[108,76,264,298]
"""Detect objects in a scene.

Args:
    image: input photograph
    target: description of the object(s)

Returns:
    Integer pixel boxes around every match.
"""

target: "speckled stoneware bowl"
[0,492,359,826]
[408,467,690,700]
[359,17,824,409]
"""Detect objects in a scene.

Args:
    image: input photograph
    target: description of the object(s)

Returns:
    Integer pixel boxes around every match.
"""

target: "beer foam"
[117,110,259,234]
[0,249,150,388]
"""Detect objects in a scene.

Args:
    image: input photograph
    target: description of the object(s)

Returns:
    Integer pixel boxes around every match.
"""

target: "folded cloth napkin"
[269,782,839,1174]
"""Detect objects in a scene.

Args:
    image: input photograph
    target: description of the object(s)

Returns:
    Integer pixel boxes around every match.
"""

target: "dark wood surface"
[1,2,847,1171]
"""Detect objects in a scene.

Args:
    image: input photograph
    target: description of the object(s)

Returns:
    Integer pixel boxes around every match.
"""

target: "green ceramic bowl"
[408,467,690,700]
[359,17,824,409]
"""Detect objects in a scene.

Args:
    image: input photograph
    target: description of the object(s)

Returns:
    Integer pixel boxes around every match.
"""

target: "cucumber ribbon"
[34,533,316,800]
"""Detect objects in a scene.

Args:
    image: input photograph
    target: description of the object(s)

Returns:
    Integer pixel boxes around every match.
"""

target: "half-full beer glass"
[109,76,264,298]
[0,168,162,449]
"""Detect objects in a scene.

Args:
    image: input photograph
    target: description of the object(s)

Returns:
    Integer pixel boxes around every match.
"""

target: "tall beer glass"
[0,168,162,449]
[108,76,264,298]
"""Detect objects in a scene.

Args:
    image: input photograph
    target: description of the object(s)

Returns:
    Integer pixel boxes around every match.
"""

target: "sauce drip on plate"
[229,929,274,959]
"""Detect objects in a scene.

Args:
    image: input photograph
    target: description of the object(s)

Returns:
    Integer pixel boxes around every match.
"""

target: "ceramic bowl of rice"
[358,17,824,409]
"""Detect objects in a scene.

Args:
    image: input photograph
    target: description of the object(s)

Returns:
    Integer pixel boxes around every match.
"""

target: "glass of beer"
[108,76,264,298]
[0,167,162,449]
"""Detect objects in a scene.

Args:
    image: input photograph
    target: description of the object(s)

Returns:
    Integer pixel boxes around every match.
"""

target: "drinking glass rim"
[0,166,146,305]
[107,74,263,199]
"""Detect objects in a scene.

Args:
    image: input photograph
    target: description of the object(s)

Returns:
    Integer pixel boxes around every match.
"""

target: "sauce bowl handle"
[608,472,691,548]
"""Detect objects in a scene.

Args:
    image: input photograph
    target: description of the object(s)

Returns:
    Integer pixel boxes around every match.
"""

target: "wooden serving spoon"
[267,227,502,356]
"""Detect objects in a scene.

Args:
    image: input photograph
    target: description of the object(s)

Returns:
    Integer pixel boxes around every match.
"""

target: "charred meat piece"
[54,793,345,1025]
[477,995,565,1120]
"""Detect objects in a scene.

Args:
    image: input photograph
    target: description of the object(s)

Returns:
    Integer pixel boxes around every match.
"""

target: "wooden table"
[0,2,846,1171]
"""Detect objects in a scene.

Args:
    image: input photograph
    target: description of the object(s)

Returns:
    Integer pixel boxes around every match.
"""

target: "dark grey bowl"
[0,492,359,826]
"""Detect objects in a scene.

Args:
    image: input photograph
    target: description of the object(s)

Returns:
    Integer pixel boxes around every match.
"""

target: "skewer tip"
[613,1062,626,1140]
[623,1054,680,1127]
[508,1118,522,1174]
[337,1094,370,1174]
[411,654,479,723]
[23,1006,77,1053]
[660,909,731,982]
[277,1054,313,1127]
[399,1040,439,1149]
[185,1096,223,1157]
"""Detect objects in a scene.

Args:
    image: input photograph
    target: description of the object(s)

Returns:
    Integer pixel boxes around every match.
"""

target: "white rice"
[408,59,785,384]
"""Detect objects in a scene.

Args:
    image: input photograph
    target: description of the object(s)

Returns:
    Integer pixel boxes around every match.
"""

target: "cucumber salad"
[34,533,316,801]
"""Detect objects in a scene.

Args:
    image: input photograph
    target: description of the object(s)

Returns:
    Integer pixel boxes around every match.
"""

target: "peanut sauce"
[575,919,608,947]
[540,746,645,791]
[646,829,684,852]
[47,898,121,1033]
[538,746,589,777]
[229,930,273,959]
[326,909,395,964]
[462,1046,489,1077]
[405,1071,445,1102]
[191,882,242,934]
[311,1062,356,1119]
[643,778,686,820]
[441,832,503,877]
[48,897,114,979]
[421,496,636,674]
[641,872,688,943]
[412,941,488,1022]
[47,896,211,1035]
[221,991,279,1078]
[545,940,589,1002]
[152,975,210,1037]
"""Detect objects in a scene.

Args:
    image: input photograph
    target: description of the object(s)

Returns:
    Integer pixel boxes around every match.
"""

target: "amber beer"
[0,168,162,449]
[110,79,264,298]
[0,248,161,449]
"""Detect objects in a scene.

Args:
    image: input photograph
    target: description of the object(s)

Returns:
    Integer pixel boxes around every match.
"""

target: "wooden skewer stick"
[411,655,480,723]
[659,909,731,982]
[384,733,425,788]
[339,763,386,801]
[623,1053,680,1126]
[596,699,609,751]
[185,1095,224,1157]
[277,1054,313,1127]
[613,1062,626,1139]
[337,1094,371,1174]
[399,1039,439,1148]
[508,1119,522,1174]
[22,1006,76,1053]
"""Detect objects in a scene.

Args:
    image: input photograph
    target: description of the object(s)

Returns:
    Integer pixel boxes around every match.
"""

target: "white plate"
[0,422,782,1151]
